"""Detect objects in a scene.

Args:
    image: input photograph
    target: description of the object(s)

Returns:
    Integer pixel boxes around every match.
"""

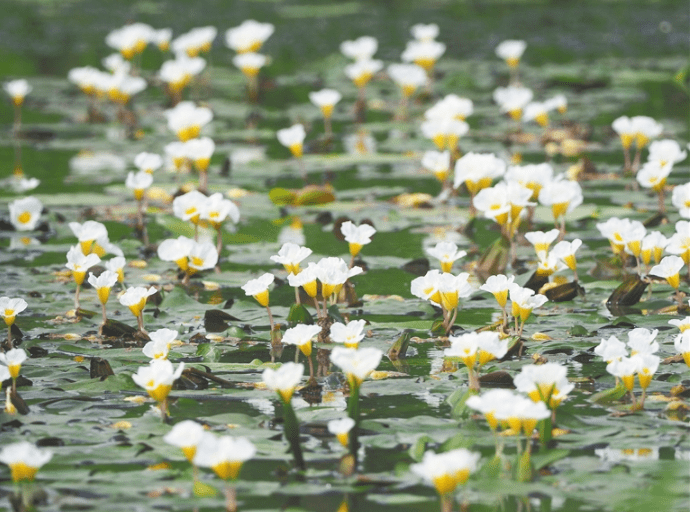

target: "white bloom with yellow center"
[495,40,526,67]
[630,116,663,148]
[671,182,690,219]
[68,220,108,255]
[201,193,240,228]
[627,328,659,355]
[636,160,672,192]
[277,124,306,158]
[493,85,533,119]
[143,328,179,360]
[466,389,519,430]
[341,221,376,257]
[0,348,27,379]
[163,420,206,461]
[525,229,560,260]
[612,116,635,148]
[411,269,443,306]
[551,238,582,271]
[87,270,118,305]
[648,139,687,170]
[497,396,551,435]
[105,256,126,284]
[119,286,157,317]
[134,152,163,174]
[65,245,101,285]
[287,265,319,298]
[132,358,184,402]
[330,319,367,348]
[632,353,659,390]
[421,150,451,182]
[445,332,480,368]
[309,89,342,119]
[241,273,275,307]
[194,433,256,481]
[509,284,547,322]
[545,94,567,114]
[453,152,506,194]
[327,417,355,447]
[105,23,153,59]
[330,346,382,387]
[473,184,510,225]
[171,26,217,57]
[537,175,583,220]
[479,274,514,309]
[232,52,267,77]
[315,257,363,298]
[400,40,445,72]
[8,197,42,232]
[0,297,28,327]
[523,101,551,127]
[0,441,52,483]
[262,362,304,403]
[666,220,690,264]
[421,117,469,151]
[606,356,638,391]
[673,330,690,366]
[410,448,480,496]
[282,324,322,357]
[387,63,427,97]
[184,137,215,171]
[105,73,146,104]
[514,363,573,409]
[125,171,153,201]
[4,79,32,106]
[271,243,312,275]
[225,20,274,53]
[172,190,207,224]
[340,36,378,61]
[594,335,628,363]
[152,28,172,51]
[649,255,684,289]
[426,241,467,273]
[103,53,131,74]
[164,101,213,142]
[505,163,553,200]
[344,59,383,88]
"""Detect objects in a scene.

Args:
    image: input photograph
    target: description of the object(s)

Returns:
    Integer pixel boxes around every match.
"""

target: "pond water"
[0,0,689,511]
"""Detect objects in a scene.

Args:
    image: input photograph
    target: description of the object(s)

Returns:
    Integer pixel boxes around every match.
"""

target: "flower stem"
[347,381,361,465]
[282,399,306,471]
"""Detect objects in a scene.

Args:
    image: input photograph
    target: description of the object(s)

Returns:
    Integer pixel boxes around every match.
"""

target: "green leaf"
[193,480,218,498]
[195,343,222,362]
[159,287,199,309]
[532,448,571,471]
[268,188,296,205]
[408,435,432,462]
[591,383,628,403]
[287,303,314,325]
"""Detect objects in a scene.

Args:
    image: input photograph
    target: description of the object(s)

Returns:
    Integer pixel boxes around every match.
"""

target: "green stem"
[282,398,306,471]
[347,380,361,464]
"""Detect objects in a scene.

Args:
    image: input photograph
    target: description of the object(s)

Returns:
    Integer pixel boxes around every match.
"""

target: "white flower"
[674,331,690,364]
[514,363,573,408]
[132,359,184,402]
[87,270,118,305]
[171,26,217,57]
[632,353,659,389]
[505,163,553,200]
[524,229,560,260]
[327,417,355,447]
[125,171,153,200]
[421,150,451,182]
[636,160,672,191]
[184,137,215,171]
[151,28,172,51]
[466,388,519,430]
[495,40,526,66]
[627,328,659,355]
[103,53,131,74]
[164,101,213,142]
[232,52,267,77]
[421,118,469,151]
[669,317,690,334]
[453,152,506,193]
[8,197,42,231]
[387,63,427,96]
[188,241,218,272]
[105,256,126,283]
[241,273,275,307]
[672,182,690,219]
[340,36,377,61]
[649,255,684,288]
[340,221,376,257]
[410,448,480,495]
[4,79,32,105]
[594,336,628,363]
[105,23,154,58]
[143,328,179,360]
[606,356,638,390]
[330,347,382,386]
[647,139,686,170]
[158,236,195,272]
[287,265,319,298]
[225,20,274,53]
[509,284,547,321]
[65,245,101,284]
[0,348,27,379]
[630,116,663,147]
[410,23,439,42]
[119,286,157,317]
[277,124,306,158]
[493,86,533,118]
[550,239,583,271]
[271,243,312,274]
[344,59,383,88]
[315,257,363,297]
[545,94,567,114]
[400,40,445,72]
[193,433,256,480]
[479,274,515,309]
[163,420,206,461]
[329,319,367,348]
[172,190,207,223]
[612,116,635,148]
[0,297,28,326]
[309,89,342,119]
[538,175,583,219]
[68,220,108,254]
[262,362,304,402]
[522,101,550,126]
[282,324,322,357]
[0,442,52,482]
[425,241,467,273]
[134,152,163,174]
[425,94,473,121]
